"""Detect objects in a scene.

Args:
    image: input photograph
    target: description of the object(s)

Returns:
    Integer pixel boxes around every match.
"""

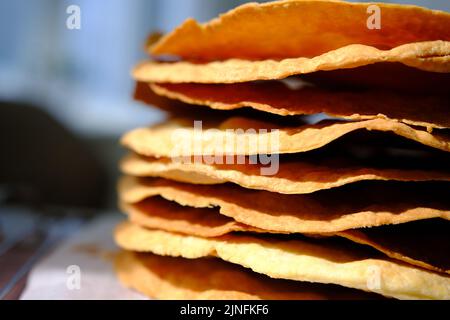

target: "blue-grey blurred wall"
[0,0,448,137]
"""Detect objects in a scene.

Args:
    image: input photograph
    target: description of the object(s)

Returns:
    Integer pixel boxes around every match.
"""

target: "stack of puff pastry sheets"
[114,0,450,300]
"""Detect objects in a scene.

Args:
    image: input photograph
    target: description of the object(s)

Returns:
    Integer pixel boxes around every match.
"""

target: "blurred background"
[0,0,448,300]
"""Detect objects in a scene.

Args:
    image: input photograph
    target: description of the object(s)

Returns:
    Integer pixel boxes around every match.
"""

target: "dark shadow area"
[0,101,108,209]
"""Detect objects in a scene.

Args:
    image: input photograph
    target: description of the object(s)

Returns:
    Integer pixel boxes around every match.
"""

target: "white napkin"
[20,213,146,300]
